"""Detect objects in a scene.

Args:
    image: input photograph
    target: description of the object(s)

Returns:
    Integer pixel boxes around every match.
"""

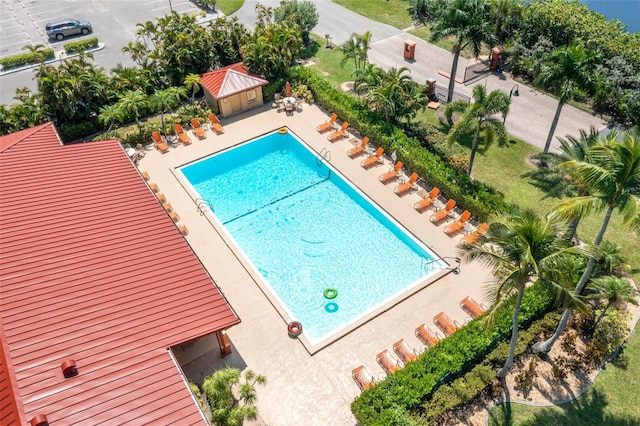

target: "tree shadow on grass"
[489,389,640,426]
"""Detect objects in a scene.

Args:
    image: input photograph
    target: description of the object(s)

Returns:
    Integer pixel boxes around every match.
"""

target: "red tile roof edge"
[0,320,25,425]
[0,122,59,153]
[201,62,268,99]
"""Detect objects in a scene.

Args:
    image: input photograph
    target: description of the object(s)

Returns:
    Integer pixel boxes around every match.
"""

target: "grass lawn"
[332,0,414,29]
[308,34,358,89]
[215,0,244,16]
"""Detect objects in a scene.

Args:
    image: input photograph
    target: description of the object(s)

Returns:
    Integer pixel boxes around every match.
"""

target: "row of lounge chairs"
[351,296,487,392]
[151,115,225,153]
[142,171,188,236]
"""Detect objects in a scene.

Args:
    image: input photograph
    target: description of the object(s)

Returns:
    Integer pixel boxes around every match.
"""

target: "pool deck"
[137,104,494,425]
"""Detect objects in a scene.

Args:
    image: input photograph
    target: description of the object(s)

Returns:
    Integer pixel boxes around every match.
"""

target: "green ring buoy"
[323,287,338,299]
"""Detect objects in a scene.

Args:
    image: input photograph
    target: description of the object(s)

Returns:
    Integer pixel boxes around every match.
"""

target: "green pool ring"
[323,287,338,299]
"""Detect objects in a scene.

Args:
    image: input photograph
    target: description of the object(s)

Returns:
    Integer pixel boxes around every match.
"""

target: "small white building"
[201,62,269,118]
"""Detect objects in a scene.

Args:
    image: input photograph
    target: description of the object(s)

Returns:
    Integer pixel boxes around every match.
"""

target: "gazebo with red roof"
[0,123,240,425]
[201,62,268,118]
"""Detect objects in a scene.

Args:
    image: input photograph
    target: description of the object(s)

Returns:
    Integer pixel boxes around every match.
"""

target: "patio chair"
[443,210,472,236]
[379,161,403,183]
[209,114,225,134]
[169,211,180,223]
[352,365,376,392]
[393,172,419,195]
[190,118,207,140]
[316,113,338,133]
[361,147,384,168]
[327,122,349,142]
[460,296,486,318]
[155,192,167,204]
[393,339,421,364]
[347,136,369,158]
[433,312,460,336]
[151,131,169,153]
[178,224,188,235]
[149,182,159,193]
[174,124,192,146]
[414,187,440,212]
[376,349,404,374]
[162,202,173,212]
[415,324,441,348]
[460,222,490,246]
[141,171,150,181]
[429,199,456,224]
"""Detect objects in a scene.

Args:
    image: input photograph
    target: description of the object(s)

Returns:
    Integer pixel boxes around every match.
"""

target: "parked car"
[45,18,92,40]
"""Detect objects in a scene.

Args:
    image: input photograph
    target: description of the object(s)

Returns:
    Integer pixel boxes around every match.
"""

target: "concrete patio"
[138,103,493,425]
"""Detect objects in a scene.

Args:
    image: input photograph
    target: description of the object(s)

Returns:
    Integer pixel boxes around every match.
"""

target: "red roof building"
[201,62,268,118]
[0,123,240,425]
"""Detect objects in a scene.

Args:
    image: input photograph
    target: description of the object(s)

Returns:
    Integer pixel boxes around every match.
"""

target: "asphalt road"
[0,0,202,105]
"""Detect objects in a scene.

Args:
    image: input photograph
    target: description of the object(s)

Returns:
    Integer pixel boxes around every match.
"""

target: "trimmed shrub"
[58,121,100,142]
[63,37,99,54]
[0,49,55,69]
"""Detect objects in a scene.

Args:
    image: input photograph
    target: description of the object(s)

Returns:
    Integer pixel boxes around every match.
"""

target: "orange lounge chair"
[174,124,192,146]
[208,114,224,134]
[415,324,441,348]
[169,211,180,223]
[433,312,460,336]
[352,365,376,392]
[162,202,173,212]
[379,161,403,183]
[151,132,169,153]
[429,199,456,224]
[327,122,349,142]
[149,182,159,193]
[414,187,440,211]
[316,113,337,133]
[190,118,207,140]
[393,172,419,195]
[361,147,384,168]
[460,296,486,318]
[460,222,490,245]
[376,349,404,374]
[155,192,167,203]
[393,339,421,364]
[141,171,150,181]
[443,210,472,236]
[178,224,188,235]
[347,137,369,157]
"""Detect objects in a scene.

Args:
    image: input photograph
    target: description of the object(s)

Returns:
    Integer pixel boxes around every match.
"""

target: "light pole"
[168,0,173,12]
[504,84,519,124]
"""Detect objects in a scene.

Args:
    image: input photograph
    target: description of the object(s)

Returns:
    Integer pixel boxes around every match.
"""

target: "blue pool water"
[179,130,446,345]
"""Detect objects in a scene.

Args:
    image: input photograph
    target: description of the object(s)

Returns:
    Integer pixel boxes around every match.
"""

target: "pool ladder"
[317,148,331,165]
[196,198,214,215]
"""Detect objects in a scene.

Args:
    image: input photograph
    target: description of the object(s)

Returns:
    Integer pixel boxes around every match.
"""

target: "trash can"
[490,46,504,71]
[403,40,416,60]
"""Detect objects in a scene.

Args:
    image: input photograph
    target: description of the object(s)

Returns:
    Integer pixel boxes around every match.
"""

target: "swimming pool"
[179,130,447,348]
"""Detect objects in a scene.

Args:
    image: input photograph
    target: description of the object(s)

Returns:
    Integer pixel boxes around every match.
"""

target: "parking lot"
[0,0,206,105]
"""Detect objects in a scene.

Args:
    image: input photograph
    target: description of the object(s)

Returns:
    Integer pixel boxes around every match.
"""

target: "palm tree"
[537,41,600,153]
[488,0,524,45]
[183,73,202,102]
[535,127,640,353]
[340,31,372,72]
[23,44,49,64]
[588,276,639,327]
[460,208,585,378]
[115,89,147,134]
[98,104,124,138]
[430,0,495,103]
[202,367,266,426]
[446,85,511,175]
[524,127,603,238]
[151,86,186,134]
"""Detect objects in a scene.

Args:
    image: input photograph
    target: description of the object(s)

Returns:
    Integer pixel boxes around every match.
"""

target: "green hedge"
[350,284,553,425]
[64,37,99,54]
[0,48,55,70]
[289,67,513,221]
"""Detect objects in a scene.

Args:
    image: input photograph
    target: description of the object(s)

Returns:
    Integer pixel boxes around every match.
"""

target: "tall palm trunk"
[498,282,525,378]
[566,216,580,240]
[534,205,614,353]
[544,100,564,153]
[447,50,461,104]
[467,126,481,175]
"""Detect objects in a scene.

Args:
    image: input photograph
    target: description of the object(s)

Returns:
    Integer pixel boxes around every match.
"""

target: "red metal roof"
[0,123,240,425]
[201,62,268,99]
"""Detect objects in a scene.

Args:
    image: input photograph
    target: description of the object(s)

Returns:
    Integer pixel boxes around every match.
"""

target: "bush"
[350,283,554,425]
[58,121,100,142]
[64,37,99,54]
[0,48,55,69]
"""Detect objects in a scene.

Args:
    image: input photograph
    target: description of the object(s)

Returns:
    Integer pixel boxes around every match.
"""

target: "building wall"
[207,88,265,118]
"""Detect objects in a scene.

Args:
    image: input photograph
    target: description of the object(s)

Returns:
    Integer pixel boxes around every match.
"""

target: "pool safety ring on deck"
[325,302,338,313]
[323,287,338,299]
[287,321,302,337]
[278,127,288,134]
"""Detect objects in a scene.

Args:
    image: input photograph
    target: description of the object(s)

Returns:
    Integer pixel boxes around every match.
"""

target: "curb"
[0,42,106,77]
